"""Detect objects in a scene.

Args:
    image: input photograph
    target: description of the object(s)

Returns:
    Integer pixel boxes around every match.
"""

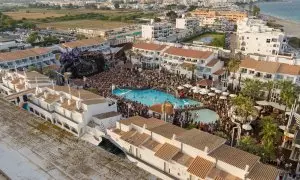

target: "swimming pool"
[199,37,213,44]
[190,109,219,123]
[113,88,200,107]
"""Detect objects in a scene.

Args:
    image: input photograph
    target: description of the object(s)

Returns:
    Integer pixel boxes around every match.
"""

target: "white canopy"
[219,96,227,100]
[193,89,201,93]
[208,93,216,96]
[201,89,209,93]
[177,86,184,90]
[229,94,237,98]
[200,91,207,95]
[191,86,200,90]
[222,92,229,96]
[215,89,222,93]
[254,106,263,111]
[183,84,193,88]
[242,123,252,131]
[210,87,216,91]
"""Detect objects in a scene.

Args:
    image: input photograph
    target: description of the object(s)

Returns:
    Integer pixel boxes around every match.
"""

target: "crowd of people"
[72,64,235,138]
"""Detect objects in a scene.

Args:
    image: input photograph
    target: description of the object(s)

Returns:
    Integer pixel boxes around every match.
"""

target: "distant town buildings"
[142,21,173,41]
[191,9,248,22]
[176,16,200,30]
[236,18,288,56]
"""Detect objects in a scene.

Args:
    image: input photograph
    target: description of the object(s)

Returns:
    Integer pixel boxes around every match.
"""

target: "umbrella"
[254,106,262,111]
[208,93,215,96]
[201,88,209,93]
[215,89,222,93]
[210,87,216,91]
[193,89,201,93]
[229,94,237,98]
[219,96,227,100]
[222,92,229,96]
[191,86,199,90]
[183,84,193,88]
[200,91,207,95]
[242,123,252,131]
[177,86,184,90]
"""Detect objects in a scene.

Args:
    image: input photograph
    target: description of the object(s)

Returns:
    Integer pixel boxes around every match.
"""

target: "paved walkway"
[0,98,153,180]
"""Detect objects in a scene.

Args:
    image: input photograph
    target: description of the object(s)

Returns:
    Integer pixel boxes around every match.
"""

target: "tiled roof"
[197,79,213,87]
[209,144,260,170]
[172,152,194,167]
[206,59,219,67]
[187,156,214,179]
[240,58,300,75]
[142,139,163,152]
[0,48,51,62]
[120,130,137,140]
[164,47,213,59]
[247,162,280,180]
[47,86,103,100]
[119,116,166,129]
[176,129,226,152]
[213,69,225,75]
[123,132,150,147]
[133,43,167,51]
[154,143,180,161]
[61,38,105,49]
[150,123,187,139]
[93,111,121,120]
[207,167,241,180]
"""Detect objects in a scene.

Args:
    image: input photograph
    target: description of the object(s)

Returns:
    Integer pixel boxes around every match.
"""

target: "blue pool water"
[113,88,200,107]
[190,109,219,123]
[199,37,213,44]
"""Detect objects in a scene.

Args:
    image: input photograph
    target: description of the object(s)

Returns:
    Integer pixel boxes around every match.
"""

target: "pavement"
[0,98,154,180]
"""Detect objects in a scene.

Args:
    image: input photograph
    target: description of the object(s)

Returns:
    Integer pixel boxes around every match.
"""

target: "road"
[0,98,153,180]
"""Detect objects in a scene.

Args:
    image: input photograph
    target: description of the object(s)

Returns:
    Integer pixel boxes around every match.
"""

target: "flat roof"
[172,152,194,167]
[93,111,120,120]
[61,38,105,49]
[164,47,213,59]
[119,116,166,129]
[141,139,163,152]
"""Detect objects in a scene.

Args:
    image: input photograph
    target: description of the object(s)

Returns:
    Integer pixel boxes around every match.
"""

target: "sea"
[257,0,300,22]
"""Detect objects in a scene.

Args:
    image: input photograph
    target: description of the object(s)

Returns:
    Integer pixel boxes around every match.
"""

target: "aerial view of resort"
[0,0,299,179]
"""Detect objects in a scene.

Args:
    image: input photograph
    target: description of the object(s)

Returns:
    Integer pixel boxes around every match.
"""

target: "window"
[256,38,258,40]
[249,70,255,74]
[272,38,277,42]
[276,74,283,79]
[265,74,272,79]
[241,68,247,73]
[266,39,271,43]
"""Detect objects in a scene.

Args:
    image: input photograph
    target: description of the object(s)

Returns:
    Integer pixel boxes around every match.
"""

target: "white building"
[237,58,300,86]
[0,70,52,96]
[0,47,57,70]
[176,16,200,30]
[237,18,288,56]
[142,21,173,40]
[107,116,281,180]
[59,38,110,52]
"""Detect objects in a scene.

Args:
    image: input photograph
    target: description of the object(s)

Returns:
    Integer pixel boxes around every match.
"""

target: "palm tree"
[263,80,275,101]
[238,136,258,154]
[259,116,280,162]
[227,58,241,91]
[278,80,298,113]
[241,78,263,100]
[232,95,256,123]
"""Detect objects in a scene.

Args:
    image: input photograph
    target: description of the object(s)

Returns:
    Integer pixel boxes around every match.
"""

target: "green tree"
[232,95,256,123]
[238,136,258,154]
[263,80,275,101]
[241,78,263,100]
[154,17,161,22]
[259,116,280,162]
[26,32,39,45]
[278,80,298,112]
[252,5,260,16]
[166,11,177,22]
[28,65,38,72]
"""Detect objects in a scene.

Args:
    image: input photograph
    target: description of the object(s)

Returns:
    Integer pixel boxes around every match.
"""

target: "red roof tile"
[133,43,167,51]
[164,47,213,59]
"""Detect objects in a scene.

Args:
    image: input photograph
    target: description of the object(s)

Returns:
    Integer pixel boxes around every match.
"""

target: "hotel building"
[60,38,110,52]
[107,116,281,180]
[142,21,173,40]
[237,58,300,86]
[0,47,57,70]
[176,16,200,30]
[236,18,288,56]
[129,42,225,81]
[191,9,247,22]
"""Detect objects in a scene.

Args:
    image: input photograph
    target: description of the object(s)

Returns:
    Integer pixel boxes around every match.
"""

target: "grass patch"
[184,32,225,48]
[38,19,130,30]
[3,11,65,20]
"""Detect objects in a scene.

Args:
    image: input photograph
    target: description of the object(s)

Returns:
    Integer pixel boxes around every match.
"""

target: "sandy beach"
[263,15,300,38]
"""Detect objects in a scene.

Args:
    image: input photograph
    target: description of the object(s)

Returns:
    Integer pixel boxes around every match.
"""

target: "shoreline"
[260,14,300,38]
